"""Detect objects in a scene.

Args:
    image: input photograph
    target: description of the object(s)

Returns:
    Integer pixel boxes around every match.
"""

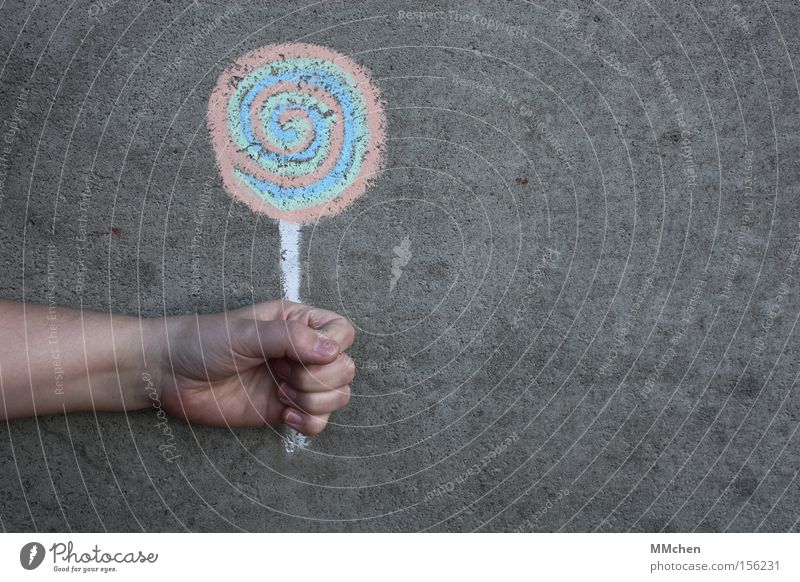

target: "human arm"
[0,299,355,435]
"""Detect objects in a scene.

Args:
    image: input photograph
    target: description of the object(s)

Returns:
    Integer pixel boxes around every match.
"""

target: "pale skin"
[0,299,356,436]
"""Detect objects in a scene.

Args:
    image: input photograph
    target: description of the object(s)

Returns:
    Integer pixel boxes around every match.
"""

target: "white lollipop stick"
[279,220,302,303]
[279,220,310,453]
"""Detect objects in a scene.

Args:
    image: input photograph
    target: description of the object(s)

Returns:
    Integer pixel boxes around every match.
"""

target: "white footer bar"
[1,533,797,581]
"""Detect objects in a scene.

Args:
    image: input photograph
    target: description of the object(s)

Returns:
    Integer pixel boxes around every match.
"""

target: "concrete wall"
[0,0,798,531]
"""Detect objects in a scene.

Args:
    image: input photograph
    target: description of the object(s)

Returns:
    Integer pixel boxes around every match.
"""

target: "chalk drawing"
[278,220,301,303]
[390,234,412,293]
[208,43,387,452]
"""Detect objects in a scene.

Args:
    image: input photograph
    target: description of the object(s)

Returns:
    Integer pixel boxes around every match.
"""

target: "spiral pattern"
[208,43,386,223]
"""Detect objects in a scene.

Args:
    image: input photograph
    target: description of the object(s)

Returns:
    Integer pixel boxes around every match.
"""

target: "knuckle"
[343,320,356,344]
[276,299,298,313]
[306,418,327,436]
[283,319,301,336]
[308,308,327,329]
[341,355,356,382]
[339,385,351,406]
[287,321,314,352]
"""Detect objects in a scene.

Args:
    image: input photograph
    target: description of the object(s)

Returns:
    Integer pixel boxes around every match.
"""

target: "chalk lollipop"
[208,43,386,451]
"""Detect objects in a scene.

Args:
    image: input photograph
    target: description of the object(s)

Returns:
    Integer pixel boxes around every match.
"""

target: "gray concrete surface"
[1,0,799,532]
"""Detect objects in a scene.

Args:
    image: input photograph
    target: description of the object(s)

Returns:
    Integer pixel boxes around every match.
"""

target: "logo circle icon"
[19,542,45,570]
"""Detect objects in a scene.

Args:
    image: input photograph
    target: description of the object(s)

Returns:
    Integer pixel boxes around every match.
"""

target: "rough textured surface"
[1,0,799,532]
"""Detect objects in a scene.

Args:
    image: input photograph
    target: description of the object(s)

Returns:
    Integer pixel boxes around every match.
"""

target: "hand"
[149,301,356,435]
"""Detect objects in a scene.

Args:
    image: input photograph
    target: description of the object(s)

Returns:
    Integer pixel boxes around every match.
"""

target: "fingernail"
[308,309,325,329]
[285,410,303,429]
[278,384,296,403]
[315,335,338,357]
[273,360,291,380]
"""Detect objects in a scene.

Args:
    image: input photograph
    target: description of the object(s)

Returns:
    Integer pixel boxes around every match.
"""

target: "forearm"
[0,300,163,420]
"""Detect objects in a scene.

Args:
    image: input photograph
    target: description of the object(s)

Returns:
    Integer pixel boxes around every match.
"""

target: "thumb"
[230,319,340,365]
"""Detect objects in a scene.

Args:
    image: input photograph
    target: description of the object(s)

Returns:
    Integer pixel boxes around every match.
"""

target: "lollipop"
[208,43,386,452]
